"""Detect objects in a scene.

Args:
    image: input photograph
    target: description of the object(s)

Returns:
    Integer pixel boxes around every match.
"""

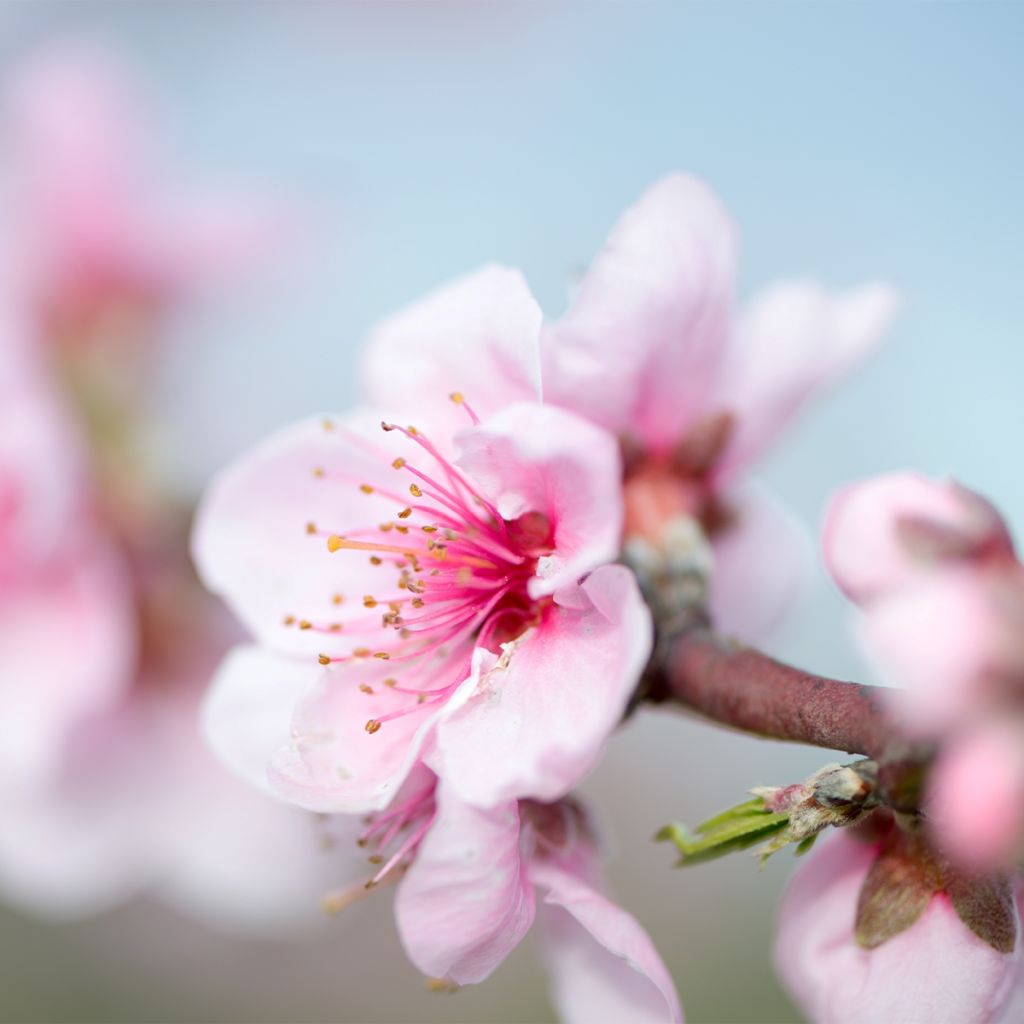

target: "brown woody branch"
[648,627,898,760]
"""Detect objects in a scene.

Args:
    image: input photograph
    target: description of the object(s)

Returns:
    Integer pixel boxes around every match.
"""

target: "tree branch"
[649,628,896,759]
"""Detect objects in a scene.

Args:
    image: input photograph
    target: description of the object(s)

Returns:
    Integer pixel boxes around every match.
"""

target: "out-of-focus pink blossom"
[824,472,1024,868]
[775,831,1022,1024]
[3,40,288,342]
[0,42,346,930]
[195,399,651,813]
[929,724,1024,872]
[363,175,899,639]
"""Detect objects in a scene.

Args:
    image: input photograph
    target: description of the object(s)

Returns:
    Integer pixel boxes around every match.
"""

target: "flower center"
[293,399,554,736]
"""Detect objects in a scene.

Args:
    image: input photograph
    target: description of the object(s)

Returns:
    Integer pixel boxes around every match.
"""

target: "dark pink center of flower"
[291,398,555,736]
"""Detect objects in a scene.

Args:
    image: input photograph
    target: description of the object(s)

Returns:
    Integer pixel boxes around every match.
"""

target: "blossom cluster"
[4,37,1021,1024]
[193,172,895,1018]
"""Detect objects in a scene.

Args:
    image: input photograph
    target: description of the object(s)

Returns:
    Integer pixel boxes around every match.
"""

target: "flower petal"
[200,644,322,797]
[192,412,428,657]
[433,565,652,806]
[0,546,135,787]
[531,855,683,1024]
[543,173,736,451]
[929,722,1024,872]
[775,831,1021,1024]
[268,658,444,814]
[715,281,899,480]
[454,402,623,596]
[823,473,1010,604]
[708,483,810,641]
[395,782,534,985]
[857,570,1010,735]
[361,264,542,442]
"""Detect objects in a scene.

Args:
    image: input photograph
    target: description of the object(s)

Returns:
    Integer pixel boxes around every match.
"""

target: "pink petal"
[858,571,1007,735]
[361,264,542,442]
[192,412,424,658]
[823,473,1010,604]
[708,483,810,641]
[395,783,534,984]
[0,546,135,787]
[543,173,736,452]
[928,722,1024,871]
[714,281,899,480]
[268,658,444,814]
[200,644,322,797]
[531,856,683,1023]
[0,365,89,568]
[454,402,623,597]
[6,40,149,290]
[433,565,652,806]
[775,831,1021,1024]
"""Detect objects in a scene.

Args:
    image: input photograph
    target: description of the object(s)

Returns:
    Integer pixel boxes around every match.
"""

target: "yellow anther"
[449,392,464,405]
[365,719,382,734]
[283,615,296,626]
[327,535,343,552]
[409,484,423,498]
[383,678,397,688]
[329,623,343,633]
[380,522,394,532]
[363,596,378,608]
[353,647,371,658]
[370,555,383,566]
[359,683,374,694]
[332,593,344,605]
[359,484,374,494]
[422,525,437,534]
[395,525,410,534]
[305,521,317,535]
[322,418,335,431]
[299,619,313,630]
[398,508,412,520]
[417,693,428,704]
[373,652,391,661]
[318,654,331,665]
[392,457,406,470]
[367,854,384,864]
[407,425,418,435]
[411,598,425,608]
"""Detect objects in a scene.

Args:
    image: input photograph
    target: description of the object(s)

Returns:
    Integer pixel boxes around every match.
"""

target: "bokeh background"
[1,2,1022,1022]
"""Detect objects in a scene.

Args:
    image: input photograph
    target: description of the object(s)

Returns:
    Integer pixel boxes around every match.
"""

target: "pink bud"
[775,832,1022,1023]
[929,722,1024,872]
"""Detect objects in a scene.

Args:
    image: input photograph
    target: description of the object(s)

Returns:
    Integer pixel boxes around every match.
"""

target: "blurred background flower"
[0,3,1021,1022]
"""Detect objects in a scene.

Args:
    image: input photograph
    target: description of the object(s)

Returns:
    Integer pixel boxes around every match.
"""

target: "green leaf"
[695,798,772,834]
[794,834,818,857]
[658,797,791,868]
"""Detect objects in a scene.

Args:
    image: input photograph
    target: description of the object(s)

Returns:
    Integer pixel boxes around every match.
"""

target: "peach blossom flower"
[196,401,651,812]
[363,176,899,639]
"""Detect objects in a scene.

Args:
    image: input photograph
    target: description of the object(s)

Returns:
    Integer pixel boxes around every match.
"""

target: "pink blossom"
[929,724,1024,872]
[824,473,1024,867]
[775,831,1022,1024]
[363,175,899,639]
[195,399,652,812]
[3,40,287,345]
[0,45,347,929]
[311,768,682,1022]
